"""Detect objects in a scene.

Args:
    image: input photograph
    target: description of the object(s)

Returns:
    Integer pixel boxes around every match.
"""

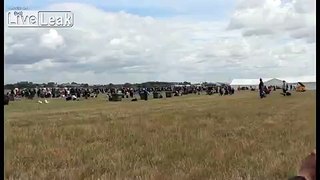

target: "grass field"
[4,91,316,180]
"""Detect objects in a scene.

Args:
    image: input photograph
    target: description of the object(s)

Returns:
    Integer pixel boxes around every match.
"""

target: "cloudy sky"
[4,0,315,84]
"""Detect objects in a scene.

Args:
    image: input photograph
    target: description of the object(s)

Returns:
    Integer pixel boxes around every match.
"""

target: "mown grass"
[4,91,316,180]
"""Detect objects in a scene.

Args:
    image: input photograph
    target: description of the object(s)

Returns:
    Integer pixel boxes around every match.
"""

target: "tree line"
[4,81,193,89]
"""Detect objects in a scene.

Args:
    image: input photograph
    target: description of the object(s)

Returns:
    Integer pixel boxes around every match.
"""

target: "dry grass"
[4,91,316,180]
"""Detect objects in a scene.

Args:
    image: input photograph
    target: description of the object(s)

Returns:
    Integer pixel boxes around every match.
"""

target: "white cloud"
[4,1,315,84]
[40,29,64,49]
[228,0,315,41]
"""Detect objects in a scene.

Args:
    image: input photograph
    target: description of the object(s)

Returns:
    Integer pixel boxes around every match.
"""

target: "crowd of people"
[4,84,238,101]
[5,87,102,100]
[8,80,298,103]
[3,79,301,103]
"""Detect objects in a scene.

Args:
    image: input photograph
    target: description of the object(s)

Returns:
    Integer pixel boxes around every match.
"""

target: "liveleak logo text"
[7,10,74,28]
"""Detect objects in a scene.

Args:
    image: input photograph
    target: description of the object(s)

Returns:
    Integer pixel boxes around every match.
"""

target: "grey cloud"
[293,0,315,14]
[290,28,315,42]
[242,29,274,36]
[227,19,245,30]
[306,37,315,43]
[235,0,264,10]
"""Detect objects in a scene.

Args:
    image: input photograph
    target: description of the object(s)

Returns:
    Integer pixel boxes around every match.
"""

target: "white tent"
[230,75,316,90]
[230,78,272,89]
[264,78,283,87]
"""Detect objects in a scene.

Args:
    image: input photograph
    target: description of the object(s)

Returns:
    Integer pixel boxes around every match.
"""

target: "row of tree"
[4,81,193,89]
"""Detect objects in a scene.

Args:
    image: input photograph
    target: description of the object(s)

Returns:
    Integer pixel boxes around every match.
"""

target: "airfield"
[4,91,316,179]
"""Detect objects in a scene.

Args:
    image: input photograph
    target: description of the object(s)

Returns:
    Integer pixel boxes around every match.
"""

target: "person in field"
[143,88,149,100]
[219,86,223,96]
[4,94,9,105]
[129,88,134,98]
[259,78,265,98]
[282,80,288,96]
